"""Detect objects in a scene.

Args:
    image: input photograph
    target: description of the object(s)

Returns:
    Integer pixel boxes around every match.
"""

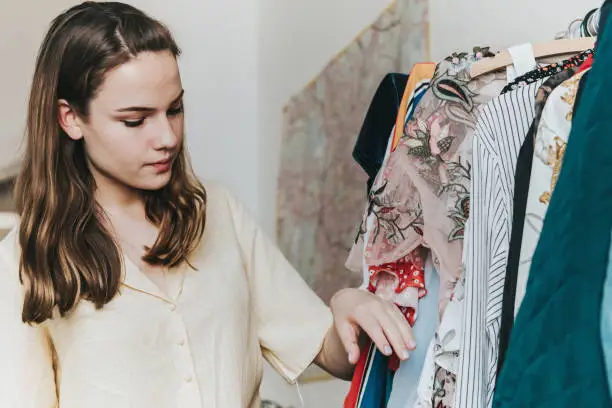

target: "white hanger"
[470,37,596,79]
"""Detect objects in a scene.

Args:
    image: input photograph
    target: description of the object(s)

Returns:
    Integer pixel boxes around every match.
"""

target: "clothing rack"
[557,7,601,39]
[345,4,608,408]
[580,7,600,37]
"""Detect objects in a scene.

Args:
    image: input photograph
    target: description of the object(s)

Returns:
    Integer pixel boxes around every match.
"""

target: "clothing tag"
[505,43,537,83]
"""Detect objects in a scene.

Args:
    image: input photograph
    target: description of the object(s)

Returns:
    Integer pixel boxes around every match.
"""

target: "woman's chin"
[134,173,173,192]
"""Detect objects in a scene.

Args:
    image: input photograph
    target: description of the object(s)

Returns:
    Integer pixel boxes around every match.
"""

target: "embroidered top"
[361,49,507,408]
[355,50,507,312]
[346,71,432,282]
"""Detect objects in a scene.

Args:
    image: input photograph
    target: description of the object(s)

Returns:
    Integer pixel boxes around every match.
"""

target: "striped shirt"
[455,80,544,408]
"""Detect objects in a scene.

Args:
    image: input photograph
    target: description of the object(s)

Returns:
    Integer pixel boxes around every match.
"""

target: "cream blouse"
[0,182,333,408]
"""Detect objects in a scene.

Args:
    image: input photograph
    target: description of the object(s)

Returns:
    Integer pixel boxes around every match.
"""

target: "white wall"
[1,0,261,215]
[257,0,396,235]
[0,1,80,179]
[128,0,261,216]
[429,0,601,60]
[256,0,394,403]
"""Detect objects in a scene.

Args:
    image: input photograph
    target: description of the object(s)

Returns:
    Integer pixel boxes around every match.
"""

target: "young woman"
[0,2,415,407]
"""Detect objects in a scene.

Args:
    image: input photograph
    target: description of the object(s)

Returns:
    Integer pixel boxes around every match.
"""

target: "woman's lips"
[150,158,172,173]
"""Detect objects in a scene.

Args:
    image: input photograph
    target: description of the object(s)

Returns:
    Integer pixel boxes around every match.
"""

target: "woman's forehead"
[93,51,182,110]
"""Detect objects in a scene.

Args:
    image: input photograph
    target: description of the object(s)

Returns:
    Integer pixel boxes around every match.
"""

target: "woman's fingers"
[354,311,395,358]
[346,302,406,358]
[374,307,413,360]
[388,303,417,350]
[352,300,416,361]
[335,320,361,364]
[330,288,417,364]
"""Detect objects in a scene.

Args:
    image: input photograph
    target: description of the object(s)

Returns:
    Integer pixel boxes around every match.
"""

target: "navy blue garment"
[352,73,408,192]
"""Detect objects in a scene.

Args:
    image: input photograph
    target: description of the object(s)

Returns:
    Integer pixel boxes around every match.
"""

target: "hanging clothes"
[353,73,409,192]
[456,79,546,408]
[387,255,439,408]
[496,66,584,375]
[512,69,588,315]
[573,69,590,117]
[346,63,437,408]
[345,341,396,408]
[344,251,427,408]
[346,63,435,276]
[493,14,612,406]
[360,49,506,312]
[391,63,437,151]
[602,232,612,396]
[364,49,509,408]
[580,53,595,72]
[352,62,437,288]
[500,50,593,94]
[346,34,603,408]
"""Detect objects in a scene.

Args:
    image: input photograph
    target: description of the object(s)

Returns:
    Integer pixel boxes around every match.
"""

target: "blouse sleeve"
[0,241,58,408]
[224,190,334,383]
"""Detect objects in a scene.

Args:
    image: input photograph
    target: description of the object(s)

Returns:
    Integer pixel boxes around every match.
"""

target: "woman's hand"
[330,288,416,365]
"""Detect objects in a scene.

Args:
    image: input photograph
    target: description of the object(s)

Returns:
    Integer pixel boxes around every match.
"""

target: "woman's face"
[61,50,185,192]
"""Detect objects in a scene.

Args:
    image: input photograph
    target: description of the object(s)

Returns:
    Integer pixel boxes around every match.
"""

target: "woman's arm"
[314,288,416,380]
[222,187,415,383]
[0,246,58,407]
[314,324,357,380]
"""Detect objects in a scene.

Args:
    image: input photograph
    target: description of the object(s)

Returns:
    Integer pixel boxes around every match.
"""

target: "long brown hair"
[15,1,207,324]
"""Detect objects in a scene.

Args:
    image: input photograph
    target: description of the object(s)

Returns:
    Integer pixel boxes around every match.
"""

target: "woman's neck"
[93,172,146,221]
[90,166,159,251]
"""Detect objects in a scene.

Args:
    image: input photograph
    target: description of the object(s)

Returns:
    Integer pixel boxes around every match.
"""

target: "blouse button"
[178,338,185,347]
[169,304,177,312]
[185,374,193,383]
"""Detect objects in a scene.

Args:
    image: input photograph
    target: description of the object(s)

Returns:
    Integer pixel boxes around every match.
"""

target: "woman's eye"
[122,119,145,128]
[167,105,184,116]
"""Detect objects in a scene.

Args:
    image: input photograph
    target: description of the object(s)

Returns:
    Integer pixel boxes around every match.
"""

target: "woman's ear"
[58,99,84,140]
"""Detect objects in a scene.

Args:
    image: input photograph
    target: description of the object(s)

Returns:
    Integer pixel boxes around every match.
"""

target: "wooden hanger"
[470,37,596,78]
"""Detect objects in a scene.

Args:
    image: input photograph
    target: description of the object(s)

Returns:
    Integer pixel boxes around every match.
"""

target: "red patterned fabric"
[579,54,594,72]
[368,251,426,371]
[367,250,427,323]
[345,248,428,408]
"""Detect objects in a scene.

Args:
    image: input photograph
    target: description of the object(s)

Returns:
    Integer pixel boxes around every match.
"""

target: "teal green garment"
[603,233,612,394]
[493,8,612,408]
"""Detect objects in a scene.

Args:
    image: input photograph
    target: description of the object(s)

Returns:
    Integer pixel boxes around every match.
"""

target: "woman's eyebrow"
[115,89,185,112]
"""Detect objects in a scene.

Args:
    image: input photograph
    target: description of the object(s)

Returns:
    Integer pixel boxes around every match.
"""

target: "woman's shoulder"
[200,179,246,218]
[198,179,258,244]
[201,179,230,203]
[0,228,20,266]
[0,228,23,293]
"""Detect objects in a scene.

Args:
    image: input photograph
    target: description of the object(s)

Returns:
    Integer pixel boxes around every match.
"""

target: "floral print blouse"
[346,49,509,408]
[351,50,507,313]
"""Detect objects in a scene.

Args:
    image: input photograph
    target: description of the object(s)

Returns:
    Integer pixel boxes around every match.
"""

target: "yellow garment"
[391,62,436,151]
[0,182,333,408]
